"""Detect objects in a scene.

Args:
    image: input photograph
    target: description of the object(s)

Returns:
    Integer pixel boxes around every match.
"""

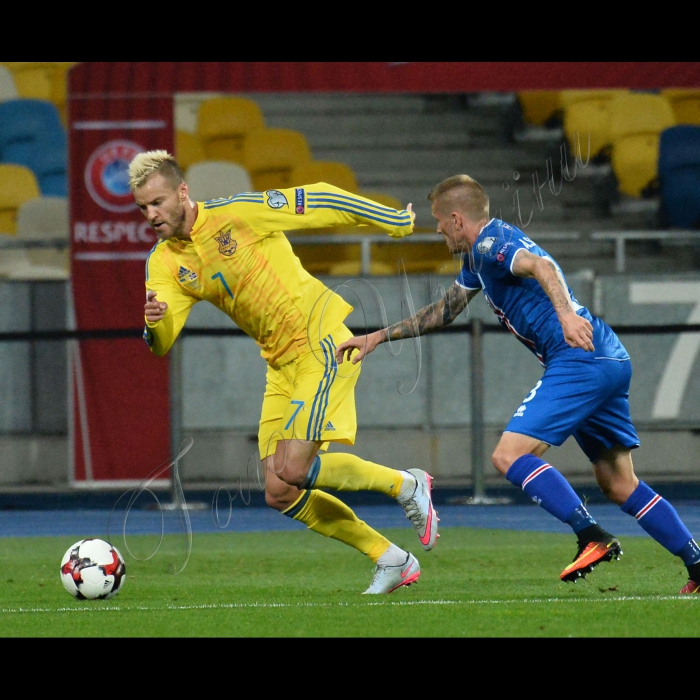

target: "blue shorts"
[504,356,640,462]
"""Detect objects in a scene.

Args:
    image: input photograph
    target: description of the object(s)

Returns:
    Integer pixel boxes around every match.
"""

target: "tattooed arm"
[511,249,594,351]
[335,282,478,365]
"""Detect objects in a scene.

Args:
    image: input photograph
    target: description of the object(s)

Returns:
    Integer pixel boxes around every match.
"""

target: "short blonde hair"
[428,174,489,221]
[128,150,185,191]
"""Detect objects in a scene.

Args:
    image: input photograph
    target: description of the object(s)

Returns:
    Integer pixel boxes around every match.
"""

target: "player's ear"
[179,182,189,202]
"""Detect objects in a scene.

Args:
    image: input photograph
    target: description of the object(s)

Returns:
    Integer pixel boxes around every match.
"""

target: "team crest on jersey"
[476,236,496,254]
[214,230,238,256]
[295,188,305,214]
[266,190,288,209]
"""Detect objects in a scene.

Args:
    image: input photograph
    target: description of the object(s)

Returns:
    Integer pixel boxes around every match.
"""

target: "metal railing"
[591,230,700,273]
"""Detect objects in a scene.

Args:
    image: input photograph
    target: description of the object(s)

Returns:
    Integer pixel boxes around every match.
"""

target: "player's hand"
[335,331,383,365]
[145,290,168,322]
[560,312,595,352]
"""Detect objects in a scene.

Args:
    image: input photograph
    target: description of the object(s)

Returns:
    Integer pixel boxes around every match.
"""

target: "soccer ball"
[60,538,126,600]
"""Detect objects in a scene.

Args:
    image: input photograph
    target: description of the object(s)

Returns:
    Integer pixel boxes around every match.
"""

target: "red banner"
[69,95,173,485]
[69,62,700,94]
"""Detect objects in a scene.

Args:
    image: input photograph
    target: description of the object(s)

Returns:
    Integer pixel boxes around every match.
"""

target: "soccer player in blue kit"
[336,174,700,594]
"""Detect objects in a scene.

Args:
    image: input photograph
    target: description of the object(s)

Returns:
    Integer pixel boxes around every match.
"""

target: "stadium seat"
[185,160,253,201]
[516,91,562,127]
[0,164,41,234]
[608,92,676,197]
[1,62,77,123]
[25,136,68,196]
[0,65,18,103]
[359,191,404,210]
[327,259,396,276]
[660,89,700,125]
[176,129,206,172]
[6,195,70,279]
[372,238,454,275]
[657,125,700,229]
[561,90,628,161]
[289,160,359,192]
[197,96,265,164]
[2,63,54,101]
[242,127,312,191]
[0,98,67,169]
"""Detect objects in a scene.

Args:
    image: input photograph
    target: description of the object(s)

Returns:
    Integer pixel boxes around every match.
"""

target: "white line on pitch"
[1,596,697,615]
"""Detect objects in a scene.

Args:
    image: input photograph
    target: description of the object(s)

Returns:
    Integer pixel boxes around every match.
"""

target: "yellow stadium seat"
[608,92,676,143]
[1,62,78,124]
[197,96,265,164]
[661,89,700,125]
[2,62,54,100]
[611,134,664,199]
[0,164,41,234]
[327,260,395,276]
[242,127,312,191]
[289,160,359,192]
[516,91,562,126]
[608,92,676,197]
[561,90,628,160]
[176,130,206,172]
[292,242,360,275]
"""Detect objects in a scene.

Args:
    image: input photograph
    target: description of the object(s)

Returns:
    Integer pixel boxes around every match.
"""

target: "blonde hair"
[128,150,185,191]
[428,174,489,221]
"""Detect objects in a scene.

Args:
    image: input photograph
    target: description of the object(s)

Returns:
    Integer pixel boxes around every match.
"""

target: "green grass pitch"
[1,527,698,637]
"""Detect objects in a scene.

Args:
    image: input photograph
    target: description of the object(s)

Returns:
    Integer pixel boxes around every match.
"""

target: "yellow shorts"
[258,324,361,459]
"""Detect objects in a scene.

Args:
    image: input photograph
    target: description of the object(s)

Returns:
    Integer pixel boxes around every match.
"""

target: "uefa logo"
[84,140,144,213]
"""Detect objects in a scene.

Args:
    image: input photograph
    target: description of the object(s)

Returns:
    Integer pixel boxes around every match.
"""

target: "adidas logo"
[324,420,336,431]
[178,266,198,284]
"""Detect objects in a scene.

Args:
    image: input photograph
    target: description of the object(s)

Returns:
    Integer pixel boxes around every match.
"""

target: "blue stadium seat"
[27,137,67,196]
[657,125,700,229]
[0,98,66,164]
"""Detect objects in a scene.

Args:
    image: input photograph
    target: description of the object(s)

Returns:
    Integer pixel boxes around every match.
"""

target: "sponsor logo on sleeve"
[295,188,305,214]
[476,236,496,254]
[266,190,288,209]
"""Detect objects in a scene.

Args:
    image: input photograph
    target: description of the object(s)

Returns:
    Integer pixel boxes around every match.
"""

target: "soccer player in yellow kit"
[128,150,439,594]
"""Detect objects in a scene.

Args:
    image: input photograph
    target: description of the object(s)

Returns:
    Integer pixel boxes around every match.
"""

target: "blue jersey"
[456,218,629,367]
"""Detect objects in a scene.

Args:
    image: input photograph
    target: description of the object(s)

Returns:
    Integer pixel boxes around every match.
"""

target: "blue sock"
[299,455,321,490]
[506,454,596,532]
[621,481,700,564]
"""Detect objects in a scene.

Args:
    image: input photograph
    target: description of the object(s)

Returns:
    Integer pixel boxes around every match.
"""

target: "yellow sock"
[312,452,404,498]
[283,489,390,563]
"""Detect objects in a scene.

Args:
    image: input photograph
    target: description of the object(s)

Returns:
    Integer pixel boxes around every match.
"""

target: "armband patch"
[295,188,305,214]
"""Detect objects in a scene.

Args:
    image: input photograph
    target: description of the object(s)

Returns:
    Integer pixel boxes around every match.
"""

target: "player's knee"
[264,490,285,511]
[491,447,513,475]
[269,458,308,488]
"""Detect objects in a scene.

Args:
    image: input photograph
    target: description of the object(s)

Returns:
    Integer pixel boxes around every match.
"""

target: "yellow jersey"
[143,183,414,368]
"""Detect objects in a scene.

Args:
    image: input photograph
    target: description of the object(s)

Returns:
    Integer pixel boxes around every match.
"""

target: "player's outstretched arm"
[512,250,595,351]
[336,282,473,365]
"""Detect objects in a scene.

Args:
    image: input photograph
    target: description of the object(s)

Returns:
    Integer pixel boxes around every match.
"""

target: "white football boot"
[363,551,421,594]
[397,469,439,551]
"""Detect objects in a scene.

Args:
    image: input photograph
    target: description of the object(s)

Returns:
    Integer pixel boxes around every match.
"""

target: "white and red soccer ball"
[60,538,126,600]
